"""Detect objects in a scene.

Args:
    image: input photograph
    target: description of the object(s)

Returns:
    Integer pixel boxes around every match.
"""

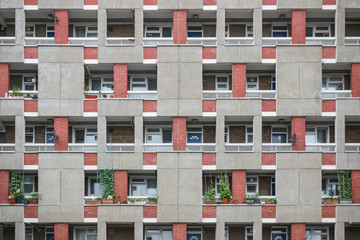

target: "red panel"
[0,171,9,204]
[143,153,157,165]
[84,100,97,112]
[143,0,158,5]
[144,47,157,59]
[322,47,336,59]
[114,170,128,202]
[262,206,276,218]
[262,100,276,112]
[24,100,38,112]
[203,0,217,5]
[54,223,68,240]
[54,11,69,44]
[322,153,336,165]
[24,153,38,165]
[54,117,68,151]
[143,100,157,112]
[291,223,305,240]
[322,100,336,112]
[84,206,98,218]
[24,47,38,59]
[0,64,9,98]
[202,153,216,165]
[84,47,98,59]
[173,117,187,151]
[323,0,336,5]
[114,64,128,98]
[84,0,98,5]
[202,100,216,112]
[322,206,336,218]
[173,223,187,240]
[24,0,38,5]
[202,206,216,218]
[352,171,360,204]
[262,47,276,59]
[232,170,246,203]
[262,153,276,165]
[24,206,38,218]
[262,0,277,5]
[292,10,306,44]
[84,153,97,165]
[173,11,187,44]
[202,47,216,59]
[143,206,157,218]
[232,63,246,98]
[351,63,360,98]
[291,117,305,151]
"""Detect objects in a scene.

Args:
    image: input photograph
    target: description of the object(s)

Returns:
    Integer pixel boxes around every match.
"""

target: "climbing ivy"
[99,170,115,200]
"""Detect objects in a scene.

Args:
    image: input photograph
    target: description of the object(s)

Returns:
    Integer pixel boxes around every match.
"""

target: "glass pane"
[102,84,114,91]
[88,236,97,240]
[306,133,316,144]
[328,83,343,90]
[247,185,256,193]
[163,28,172,37]
[25,236,32,240]
[87,32,98,38]
[147,27,160,31]
[75,129,85,143]
[88,27,98,31]
[86,134,97,143]
[147,179,157,195]
[305,230,312,240]
[322,78,327,90]
[76,229,86,240]
[317,129,327,143]
[273,26,287,30]
[322,179,327,194]
[188,32,202,38]
[162,130,172,143]
[46,234,54,240]
[47,32,54,37]
[131,183,146,196]
[217,84,228,90]
[272,134,287,143]
[148,78,157,91]
[306,27,313,37]
[91,80,101,91]
[75,27,86,37]
[25,135,33,143]
[132,84,147,91]
[247,135,253,143]
[187,133,202,143]
[147,134,161,143]
[163,230,172,240]
[24,84,35,91]
[188,26,203,31]
[147,33,160,37]
[24,184,33,193]
[272,31,287,37]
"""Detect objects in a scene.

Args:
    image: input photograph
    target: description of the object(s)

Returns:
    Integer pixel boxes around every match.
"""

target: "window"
[46,128,55,144]
[271,177,276,196]
[130,77,157,91]
[130,177,157,196]
[246,77,258,90]
[87,27,98,37]
[187,26,203,38]
[25,127,34,143]
[45,227,55,240]
[245,227,253,240]
[75,26,98,38]
[306,227,329,240]
[272,26,288,37]
[87,176,103,196]
[246,26,253,37]
[224,127,229,143]
[145,228,172,240]
[23,76,37,91]
[246,177,258,195]
[46,26,54,37]
[246,127,253,143]
[271,227,287,240]
[145,26,172,38]
[216,76,229,90]
[187,128,203,144]
[25,26,35,37]
[74,227,97,240]
[25,227,33,240]
[271,127,288,143]
[23,176,35,196]
[225,26,229,37]
[305,127,329,144]
[90,77,114,91]
[322,177,339,196]
[322,77,344,91]
[145,128,172,144]
[271,77,276,90]
[73,128,98,144]
[187,228,202,240]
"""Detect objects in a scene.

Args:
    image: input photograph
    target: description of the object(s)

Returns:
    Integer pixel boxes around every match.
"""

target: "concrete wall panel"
[38,99,83,116]
[337,205,360,222]
[217,46,262,63]
[98,99,143,117]
[99,0,142,9]
[276,206,321,223]
[0,100,24,116]
[110,153,143,169]
[0,153,23,170]
[38,0,83,9]
[98,46,143,63]
[276,99,322,116]
[0,206,23,222]
[216,152,262,170]
[219,0,262,9]
[217,99,262,116]
[217,205,262,222]
[277,0,322,9]
[0,46,23,62]
[336,153,360,169]
[98,205,143,222]
[0,0,22,8]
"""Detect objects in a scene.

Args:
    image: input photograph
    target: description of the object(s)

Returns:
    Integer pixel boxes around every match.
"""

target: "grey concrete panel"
[276,99,322,116]
[97,222,107,240]
[277,153,322,169]
[299,169,321,206]
[157,205,178,222]
[276,206,321,223]
[157,99,179,116]
[99,0,142,9]
[157,47,179,63]
[134,117,143,152]
[60,63,84,99]
[38,205,61,222]
[15,9,25,46]
[217,9,225,46]
[178,99,203,116]
[98,205,143,222]
[158,0,202,9]
[157,63,180,99]
[217,46,262,63]
[0,99,24,116]
[98,99,143,116]
[177,205,202,222]
[60,170,84,205]
[277,0,322,9]
[157,153,178,169]
[253,9,262,46]
[336,9,345,46]
[217,99,262,116]
[217,205,262,222]
[38,169,61,205]
[336,153,360,170]
[339,0,360,8]
[38,63,61,99]
[179,63,202,99]
[38,153,84,169]
[276,169,299,205]
[277,63,300,99]
[179,47,203,63]
[335,222,345,240]
[38,47,61,63]
[38,99,83,116]
[110,153,143,169]
[0,0,22,8]
[337,99,360,115]
[0,206,24,222]
[15,222,25,240]
[277,46,322,63]
[216,222,225,240]
[216,116,225,152]
[38,0,83,9]
[336,115,345,153]
[299,63,322,99]
[98,9,107,46]
[15,115,25,154]
[216,152,262,170]
[179,169,202,205]
[59,205,84,222]
[0,46,23,62]
[253,116,262,152]
[337,46,360,63]
[337,205,360,222]
[0,153,23,170]
[135,222,143,240]
[97,152,112,170]
[219,0,262,9]
[39,46,83,63]
[178,153,202,169]
[134,9,143,46]
[158,169,178,204]
[98,46,143,63]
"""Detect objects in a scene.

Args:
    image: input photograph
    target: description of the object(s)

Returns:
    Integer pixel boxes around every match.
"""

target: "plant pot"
[15,199,22,204]
[28,200,38,204]
[205,200,214,204]
[340,199,352,204]
[110,96,114,98]
[122,202,127,204]
[102,199,114,204]
[266,201,276,204]
[222,198,229,204]
[233,199,239,204]
[20,199,28,205]
[246,200,254,204]
[87,200,101,205]
[149,201,157,205]
[254,199,261,204]
[229,200,232,204]
[9,198,16,204]
[85,95,97,99]
[324,200,338,205]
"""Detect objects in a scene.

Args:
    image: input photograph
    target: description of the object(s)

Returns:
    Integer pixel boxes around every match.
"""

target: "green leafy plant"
[219,174,232,200]
[8,172,24,200]
[266,197,277,204]
[338,170,352,200]
[12,86,21,96]
[203,185,216,201]
[102,94,107,98]
[323,196,338,201]
[84,85,89,92]
[127,198,136,203]
[99,170,115,200]
[246,193,259,201]
[29,192,39,201]
[148,196,158,202]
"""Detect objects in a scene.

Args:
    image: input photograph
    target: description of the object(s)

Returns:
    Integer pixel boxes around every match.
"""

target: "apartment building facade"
[0,0,359,239]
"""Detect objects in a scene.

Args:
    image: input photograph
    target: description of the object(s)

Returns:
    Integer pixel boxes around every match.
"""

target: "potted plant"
[148,196,158,205]
[32,93,38,99]
[219,174,232,204]
[122,200,127,204]
[127,198,136,204]
[8,172,25,204]
[338,170,353,204]
[203,185,216,204]
[87,197,102,205]
[116,195,121,204]
[265,198,277,204]
[28,192,39,204]
[102,196,113,204]
[99,169,115,204]
[245,194,259,204]
[232,198,239,204]
[323,196,338,205]
[102,94,107,98]
[12,86,21,97]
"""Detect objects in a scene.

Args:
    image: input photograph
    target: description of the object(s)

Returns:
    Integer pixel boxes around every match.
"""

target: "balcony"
[306,37,336,46]
[84,91,114,99]
[143,143,173,152]
[202,90,232,99]
[187,37,217,46]
[106,143,135,152]
[24,37,55,46]
[0,37,15,45]
[68,37,98,46]
[106,37,135,46]
[246,90,276,99]
[262,143,292,152]
[225,37,254,46]
[305,143,336,152]
[322,90,352,99]
[345,144,360,152]
[262,37,292,46]
[0,144,15,152]
[345,37,360,45]
[224,143,253,152]
[143,37,173,46]
[68,143,97,152]
[186,143,216,152]
[127,91,157,100]
[24,143,55,152]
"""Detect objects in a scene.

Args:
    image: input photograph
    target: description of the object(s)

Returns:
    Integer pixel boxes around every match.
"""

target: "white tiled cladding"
[0,205,24,222]
[158,0,202,10]
[38,0,83,9]
[277,0,322,9]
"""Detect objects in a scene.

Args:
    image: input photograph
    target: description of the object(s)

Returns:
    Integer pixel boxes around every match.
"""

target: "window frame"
[246,76,259,90]
[186,127,203,144]
[25,226,33,240]
[245,226,254,240]
[145,227,173,240]
[145,26,173,38]
[305,226,329,240]
[216,76,230,91]
[305,126,330,144]
[73,25,98,38]
[306,25,331,38]
[322,76,344,91]
[246,127,253,143]
[322,176,339,197]
[25,126,35,143]
[22,75,37,92]
[130,76,157,91]
[272,25,288,38]
[46,25,55,38]
[45,227,55,240]
[129,176,157,197]
[73,226,98,240]
[187,227,202,240]
[271,227,288,240]
[271,126,288,144]
[145,127,173,144]
[246,25,254,37]
[89,77,114,92]
[72,127,98,144]
[87,175,103,197]
[246,176,258,195]
[23,175,35,196]
[25,25,35,37]
[187,25,203,38]
[224,125,253,143]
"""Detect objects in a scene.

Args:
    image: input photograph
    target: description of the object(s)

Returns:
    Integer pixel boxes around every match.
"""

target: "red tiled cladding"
[143,100,157,112]
[54,223,68,240]
[84,100,97,112]
[54,117,68,151]
[114,170,128,202]
[291,117,305,151]
[143,206,157,218]
[84,47,98,59]
[262,206,276,218]
[173,223,187,240]
[262,100,276,112]
[202,100,216,112]
[144,47,157,59]
[322,47,336,59]
[291,223,305,240]
[24,100,38,112]
[24,0,38,5]
[292,10,306,44]
[24,153,38,165]
[262,153,276,165]
[0,64,9,98]
[262,47,276,59]
[262,0,277,5]
[84,153,97,165]
[232,63,246,98]
[173,11,187,44]
[352,171,360,204]
[54,11,69,44]
[232,170,246,203]
[143,153,157,165]
[203,0,217,5]
[322,153,336,165]
[173,117,186,151]
[322,206,336,218]
[202,153,216,165]
[84,0,98,5]
[114,64,128,98]
[0,171,9,204]
[144,0,158,5]
[84,206,98,218]
[323,0,336,5]
[202,47,216,59]
[24,47,38,59]
[202,206,216,218]
[351,63,360,98]
[24,206,38,218]
[322,100,336,112]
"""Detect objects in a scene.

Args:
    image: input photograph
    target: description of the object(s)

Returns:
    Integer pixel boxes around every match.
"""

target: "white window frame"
[305,226,329,240]
[322,76,344,91]
[245,226,253,240]
[225,24,253,38]
[129,176,157,197]
[271,76,276,90]
[246,25,253,37]
[246,127,253,143]
[271,227,288,240]
[305,126,330,144]
[25,25,35,37]
[246,176,258,195]
[23,175,35,196]
[216,76,229,90]
[224,127,229,143]
[225,26,229,38]
[145,227,173,240]
[246,76,259,90]
[322,176,339,197]
[25,227,33,240]
[271,126,288,144]
[130,76,157,91]
[313,26,331,38]
[186,127,203,144]
[272,25,288,37]
[72,127,98,144]
[25,126,35,143]
[46,25,55,38]
[224,125,253,143]
[89,77,114,92]
[145,25,173,38]
[187,25,203,38]
[22,75,37,92]
[45,227,55,240]
[73,227,97,240]
[73,25,98,38]
[45,127,54,144]
[187,227,202,240]
[145,127,173,144]
[212,176,230,196]
[87,175,103,197]
[271,177,276,196]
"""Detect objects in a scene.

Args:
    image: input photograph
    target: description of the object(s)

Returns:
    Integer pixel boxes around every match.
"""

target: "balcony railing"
[106,37,135,46]
[262,37,292,46]
[345,37,360,45]
[246,90,276,99]
[8,90,38,98]
[305,143,336,152]
[25,37,55,46]
[187,37,217,46]
[262,143,292,152]
[322,90,352,99]
[305,37,336,46]
[0,144,15,152]
[127,91,157,100]
[345,144,360,152]
[68,143,97,152]
[225,37,254,45]
[202,90,232,99]
[84,91,114,99]
[25,143,55,152]
[106,143,135,152]
[186,143,216,152]
[0,37,15,45]
[143,143,173,152]
[224,143,254,152]
[143,37,173,46]
[68,37,98,46]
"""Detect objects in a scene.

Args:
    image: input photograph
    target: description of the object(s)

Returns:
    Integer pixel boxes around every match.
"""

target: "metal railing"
[68,143,97,152]
[127,91,157,100]
[225,37,254,45]
[345,37,360,45]
[25,37,55,46]
[345,144,360,152]
[106,144,135,152]
[186,143,216,152]
[8,90,38,98]
[305,37,336,46]
[0,37,15,45]
[322,90,352,99]
[143,143,173,152]
[246,90,276,99]
[187,37,217,46]
[25,144,55,152]
[305,143,336,152]
[224,143,254,152]
[0,144,15,152]
[262,37,292,46]
[262,143,292,152]
[68,37,98,46]
[202,90,232,99]
[106,37,135,46]
[143,37,173,46]
[84,91,114,99]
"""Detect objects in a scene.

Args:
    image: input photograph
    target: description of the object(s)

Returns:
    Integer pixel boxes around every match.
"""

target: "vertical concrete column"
[253,221,262,240]
[15,116,25,153]
[335,114,345,153]
[97,221,107,240]
[0,171,9,204]
[336,8,345,46]
[54,117,68,151]
[253,9,263,46]
[335,222,345,240]
[15,222,25,240]
[0,64,9,97]
[215,222,225,240]
[134,116,143,152]
[216,8,225,45]
[97,116,107,154]
[291,223,305,240]
[173,117,187,151]
[291,117,305,151]
[54,223,68,240]
[173,223,187,240]
[54,10,69,44]
[232,63,246,98]
[114,64,128,98]
[232,170,246,203]
[134,9,144,46]
[134,222,143,240]
[173,10,187,44]
[352,170,360,203]
[15,9,25,46]
[292,10,306,44]
[253,115,262,152]
[98,8,107,46]
[351,63,360,97]
[216,116,225,152]
[114,170,128,202]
